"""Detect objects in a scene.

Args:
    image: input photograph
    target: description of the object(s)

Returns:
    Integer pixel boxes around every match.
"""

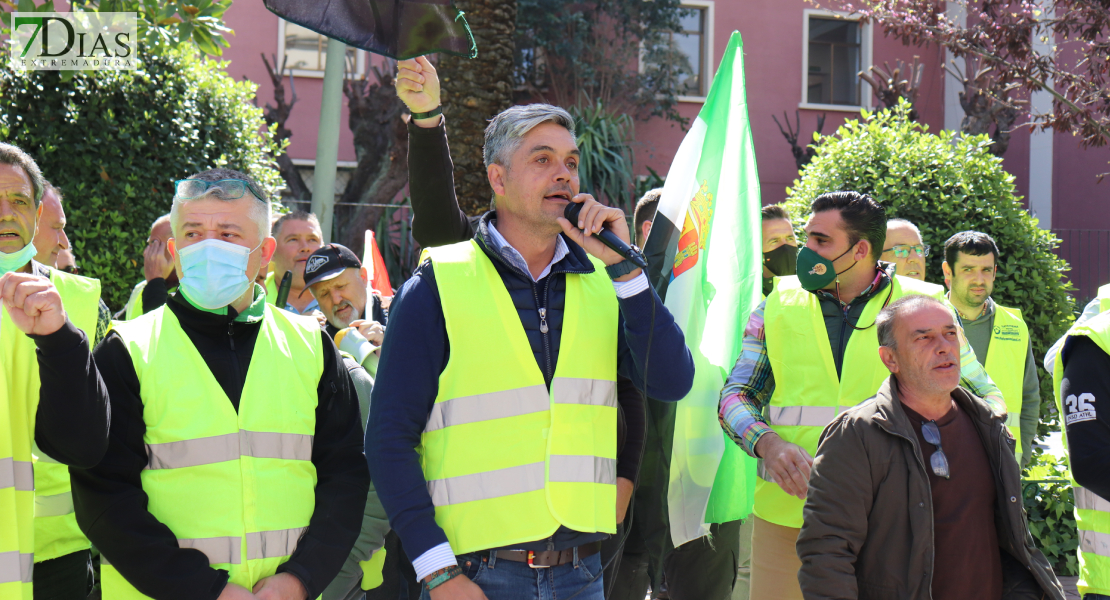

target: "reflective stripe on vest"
[145,431,313,470]
[2,269,100,574]
[426,455,617,507]
[105,304,323,598]
[0,551,33,584]
[0,459,34,492]
[34,493,73,519]
[1053,312,1110,597]
[983,304,1028,462]
[422,240,619,554]
[756,274,946,528]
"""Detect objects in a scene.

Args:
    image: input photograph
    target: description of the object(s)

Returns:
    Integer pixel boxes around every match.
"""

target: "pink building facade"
[217,0,1110,295]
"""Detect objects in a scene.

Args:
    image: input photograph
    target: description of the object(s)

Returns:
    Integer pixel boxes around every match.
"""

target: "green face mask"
[0,241,37,276]
[796,245,857,291]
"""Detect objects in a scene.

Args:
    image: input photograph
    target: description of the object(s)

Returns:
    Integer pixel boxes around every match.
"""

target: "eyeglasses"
[883,244,930,258]
[920,420,950,479]
[174,179,266,203]
[59,265,79,275]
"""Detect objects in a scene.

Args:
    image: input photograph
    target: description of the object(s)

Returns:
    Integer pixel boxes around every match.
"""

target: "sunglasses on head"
[173,179,266,203]
[883,244,930,258]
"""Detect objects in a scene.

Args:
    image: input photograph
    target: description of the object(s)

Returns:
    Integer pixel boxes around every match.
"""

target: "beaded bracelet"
[424,565,464,591]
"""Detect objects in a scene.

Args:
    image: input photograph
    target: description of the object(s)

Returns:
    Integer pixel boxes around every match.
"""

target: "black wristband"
[410,106,443,120]
[605,258,640,280]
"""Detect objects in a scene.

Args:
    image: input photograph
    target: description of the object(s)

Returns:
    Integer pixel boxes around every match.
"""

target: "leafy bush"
[571,100,635,214]
[1023,453,1079,576]
[784,100,1076,444]
[0,46,282,310]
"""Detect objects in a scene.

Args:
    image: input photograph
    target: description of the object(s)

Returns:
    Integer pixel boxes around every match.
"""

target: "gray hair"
[887,218,922,241]
[272,210,321,240]
[483,104,576,169]
[876,294,950,349]
[170,168,271,240]
[0,142,45,206]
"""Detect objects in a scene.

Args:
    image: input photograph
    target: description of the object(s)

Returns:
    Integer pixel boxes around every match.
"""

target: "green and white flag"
[643,31,762,546]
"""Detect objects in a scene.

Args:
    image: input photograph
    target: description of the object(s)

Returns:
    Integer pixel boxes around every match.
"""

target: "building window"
[672,5,709,97]
[805,15,863,107]
[278,20,365,78]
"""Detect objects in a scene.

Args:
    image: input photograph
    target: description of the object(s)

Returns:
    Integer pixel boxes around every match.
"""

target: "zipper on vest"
[227,322,235,351]
[533,281,554,381]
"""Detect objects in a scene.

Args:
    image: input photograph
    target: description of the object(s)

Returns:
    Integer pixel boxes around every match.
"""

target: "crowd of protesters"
[0,53,1107,600]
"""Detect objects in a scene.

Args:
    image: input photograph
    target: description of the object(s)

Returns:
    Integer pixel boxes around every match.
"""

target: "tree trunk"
[437,0,517,216]
[261,54,311,201]
[336,66,410,258]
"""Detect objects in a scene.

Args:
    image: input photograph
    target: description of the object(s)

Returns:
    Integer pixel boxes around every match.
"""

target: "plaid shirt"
[718,269,1006,457]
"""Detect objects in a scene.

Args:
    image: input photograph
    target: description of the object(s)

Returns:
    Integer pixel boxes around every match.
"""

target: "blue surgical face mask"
[0,241,38,275]
[177,238,261,310]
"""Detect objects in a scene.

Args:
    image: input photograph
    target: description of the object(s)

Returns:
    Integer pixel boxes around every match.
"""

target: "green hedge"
[0,47,281,310]
[784,101,1079,574]
[784,100,1075,441]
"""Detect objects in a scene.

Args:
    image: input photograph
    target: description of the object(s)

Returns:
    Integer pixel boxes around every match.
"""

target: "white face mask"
[177,238,260,310]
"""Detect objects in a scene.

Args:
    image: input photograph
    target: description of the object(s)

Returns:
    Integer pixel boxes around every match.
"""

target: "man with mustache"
[303,243,387,377]
[942,231,1041,467]
[266,211,324,315]
[797,294,1063,600]
[0,142,110,600]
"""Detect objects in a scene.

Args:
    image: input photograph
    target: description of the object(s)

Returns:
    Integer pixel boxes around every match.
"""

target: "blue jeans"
[421,549,605,600]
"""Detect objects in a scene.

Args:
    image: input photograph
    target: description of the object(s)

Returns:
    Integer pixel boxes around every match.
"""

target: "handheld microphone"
[563,202,647,269]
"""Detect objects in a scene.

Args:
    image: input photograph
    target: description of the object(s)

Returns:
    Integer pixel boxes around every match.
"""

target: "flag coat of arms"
[643,31,762,546]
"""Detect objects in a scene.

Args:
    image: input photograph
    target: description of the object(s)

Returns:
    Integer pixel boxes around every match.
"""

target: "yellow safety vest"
[982,304,1029,463]
[103,304,323,598]
[1099,284,1110,313]
[264,271,278,306]
[755,274,944,528]
[422,240,619,554]
[1,268,100,598]
[1053,311,1110,597]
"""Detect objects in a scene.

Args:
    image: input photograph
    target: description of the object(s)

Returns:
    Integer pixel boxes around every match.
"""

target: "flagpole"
[312,37,346,243]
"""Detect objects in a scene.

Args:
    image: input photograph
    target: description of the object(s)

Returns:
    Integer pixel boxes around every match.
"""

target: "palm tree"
[437,0,517,215]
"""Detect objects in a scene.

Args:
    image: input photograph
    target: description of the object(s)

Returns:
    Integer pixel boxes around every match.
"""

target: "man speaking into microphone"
[366,68,694,600]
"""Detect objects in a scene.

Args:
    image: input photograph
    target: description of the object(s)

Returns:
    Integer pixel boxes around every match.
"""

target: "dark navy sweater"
[366,220,694,566]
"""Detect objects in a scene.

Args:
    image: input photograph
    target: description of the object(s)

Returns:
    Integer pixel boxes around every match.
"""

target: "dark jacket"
[367,211,694,565]
[406,119,646,481]
[797,378,1063,600]
[26,260,111,467]
[72,292,370,600]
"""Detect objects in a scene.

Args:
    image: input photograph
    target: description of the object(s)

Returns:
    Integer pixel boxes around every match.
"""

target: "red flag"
[364,230,394,297]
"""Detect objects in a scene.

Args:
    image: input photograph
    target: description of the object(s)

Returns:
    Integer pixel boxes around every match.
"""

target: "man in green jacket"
[798,294,1062,600]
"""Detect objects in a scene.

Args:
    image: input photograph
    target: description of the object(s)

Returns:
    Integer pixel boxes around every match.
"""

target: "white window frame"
[637,1,715,104]
[277,18,366,79]
[675,0,714,103]
[799,8,873,112]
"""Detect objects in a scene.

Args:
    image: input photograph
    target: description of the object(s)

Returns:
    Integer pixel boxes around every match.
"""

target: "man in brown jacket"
[797,294,1063,600]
